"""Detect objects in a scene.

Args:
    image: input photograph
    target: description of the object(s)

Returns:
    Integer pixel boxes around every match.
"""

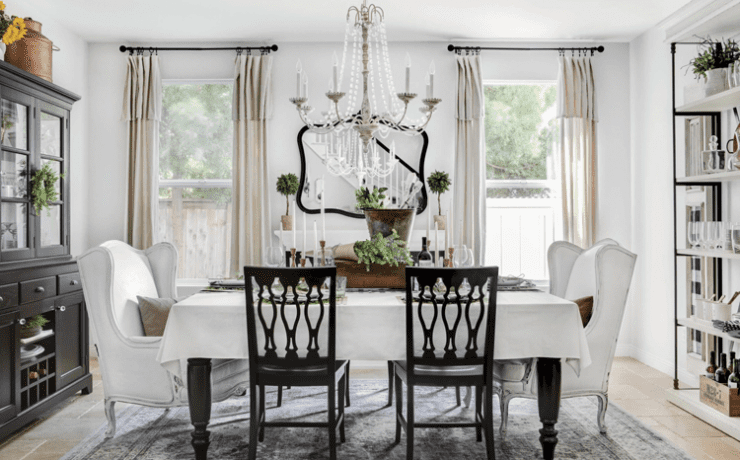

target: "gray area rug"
[61,381,693,459]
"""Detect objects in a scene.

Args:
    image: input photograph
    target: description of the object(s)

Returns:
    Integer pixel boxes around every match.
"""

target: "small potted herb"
[354,230,413,272]
[687,37,739,97]
[20,314,49,339]
[276,173,300,230]
[427,170,451,230]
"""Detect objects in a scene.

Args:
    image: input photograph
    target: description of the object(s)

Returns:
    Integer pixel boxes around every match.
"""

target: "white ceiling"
[25,0,693,43]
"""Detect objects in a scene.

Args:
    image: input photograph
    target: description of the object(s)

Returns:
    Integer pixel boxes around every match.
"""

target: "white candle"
[428,61,435,98]
[435,222,440,267]
[426,209,430,243]
[425,74,430,99]
[296,61,302,97]
[302,72,308,99]
[292,200,297,248]
[302,211,307,259]
[332,52,339,92]
[445,211,449,253]
[280,225,284,250]
[321,175,326,241]
[313,220,318,267]
[450,208,454,248]
[405,53,411,93]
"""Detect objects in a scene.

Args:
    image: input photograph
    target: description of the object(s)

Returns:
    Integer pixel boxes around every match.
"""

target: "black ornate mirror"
[296,126,429,218]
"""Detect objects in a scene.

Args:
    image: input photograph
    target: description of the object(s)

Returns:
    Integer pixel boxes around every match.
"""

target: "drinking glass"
[335,276,347,297]
[453,245,468,267]
[732,223,740,254]
[698,222,708,249]
[712,222,724,250]
[729,63,736,88]
[265,246,284,267]
[687,222,698,249]
[464,247,475,267]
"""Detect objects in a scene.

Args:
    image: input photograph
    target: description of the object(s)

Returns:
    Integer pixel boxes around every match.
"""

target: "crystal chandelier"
[289,1,441,182]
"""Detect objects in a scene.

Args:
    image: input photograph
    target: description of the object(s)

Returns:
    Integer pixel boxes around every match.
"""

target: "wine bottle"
[729,359,740,390]
[418,237,434,268]
[707,351,717,379]
[716,353,729,384]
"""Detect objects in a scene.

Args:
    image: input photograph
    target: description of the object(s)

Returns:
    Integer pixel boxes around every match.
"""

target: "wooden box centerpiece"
[335,260,406,289]
[699,375,740,417]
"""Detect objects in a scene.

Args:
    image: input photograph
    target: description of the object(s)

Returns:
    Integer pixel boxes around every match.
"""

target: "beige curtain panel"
[231,54,273,273]
[122,54,162,250]
[557,56,598,248]
[454,53,487,265]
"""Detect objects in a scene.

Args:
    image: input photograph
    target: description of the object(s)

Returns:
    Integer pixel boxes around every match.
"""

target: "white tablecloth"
[157,290,591,379]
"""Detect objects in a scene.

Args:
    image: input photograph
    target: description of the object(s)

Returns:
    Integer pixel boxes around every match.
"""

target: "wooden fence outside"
[158,197,232,279]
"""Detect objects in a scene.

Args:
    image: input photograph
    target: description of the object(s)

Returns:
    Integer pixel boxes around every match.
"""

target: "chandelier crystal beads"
[289,1,440,182]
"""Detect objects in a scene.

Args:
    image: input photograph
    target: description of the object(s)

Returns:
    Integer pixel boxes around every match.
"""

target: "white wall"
[85,40,631,256]
[18,2,89,255]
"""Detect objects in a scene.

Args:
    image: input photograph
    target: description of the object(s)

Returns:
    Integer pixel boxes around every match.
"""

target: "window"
[484,81,561,280]
[158,81,233,279]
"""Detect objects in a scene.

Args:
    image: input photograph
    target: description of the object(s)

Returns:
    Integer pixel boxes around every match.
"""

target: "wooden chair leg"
[277,386,282,407]
[345,361,351,407]
[455,386,461,406]
[484,386,495,460]
[338,373,346,443]
[258,385,266,442]
[248,384,259,460]
[328,381,337,460]
[387,360,394,406]
[395,370,403,444]
[407,382,415,460]
[475,385,483,442]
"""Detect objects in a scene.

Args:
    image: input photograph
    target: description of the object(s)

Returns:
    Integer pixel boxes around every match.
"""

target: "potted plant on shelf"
[686,37,739,98]
[30,162,62,216]
[356,186,416,245]
[427,170,451,230]
[276,173,299,230]
[0,5,27,60]
[20,314,49,339]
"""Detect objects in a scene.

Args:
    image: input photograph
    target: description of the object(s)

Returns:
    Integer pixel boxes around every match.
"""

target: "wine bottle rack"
[20,354,56,412]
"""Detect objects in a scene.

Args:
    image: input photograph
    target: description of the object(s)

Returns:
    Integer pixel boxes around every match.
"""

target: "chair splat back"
[405,267,499,371]
[245,266,337,373]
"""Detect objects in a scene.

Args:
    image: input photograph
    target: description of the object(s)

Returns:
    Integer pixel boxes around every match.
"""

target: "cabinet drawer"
[58,273,82,295]
[20,277,57,304]
[0,284,18,310]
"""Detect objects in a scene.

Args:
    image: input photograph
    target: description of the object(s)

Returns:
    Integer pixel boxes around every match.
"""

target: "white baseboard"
[620,343,699,387]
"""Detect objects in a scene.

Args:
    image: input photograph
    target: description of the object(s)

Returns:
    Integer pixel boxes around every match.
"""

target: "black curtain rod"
[119,45,278,54]
[447,44,605,54]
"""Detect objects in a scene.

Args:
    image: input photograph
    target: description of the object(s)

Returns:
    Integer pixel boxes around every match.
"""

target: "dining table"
[157,288,591,460]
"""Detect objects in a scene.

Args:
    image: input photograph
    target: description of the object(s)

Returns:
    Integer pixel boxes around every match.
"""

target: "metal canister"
[5,19,54,83]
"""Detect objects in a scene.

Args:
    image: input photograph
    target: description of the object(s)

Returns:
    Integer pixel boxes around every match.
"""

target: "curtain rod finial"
[597,46,605,53]
[119,45,128,53]
[447,44,456,52]
[271,44,279,52]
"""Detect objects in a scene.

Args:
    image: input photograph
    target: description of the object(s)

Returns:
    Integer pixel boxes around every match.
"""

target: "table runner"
[156,291,590,379]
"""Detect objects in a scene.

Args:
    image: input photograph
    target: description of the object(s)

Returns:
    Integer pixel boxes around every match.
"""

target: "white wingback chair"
[493,239,636,438]
[77,240,249,438]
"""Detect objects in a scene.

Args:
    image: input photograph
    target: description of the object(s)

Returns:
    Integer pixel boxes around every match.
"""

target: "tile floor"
[0,357,738,460]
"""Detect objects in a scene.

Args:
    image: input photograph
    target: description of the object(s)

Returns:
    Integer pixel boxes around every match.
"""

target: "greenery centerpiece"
[427,170,451,230]
[30,163,63,216]
[354,230,413,272]
[356,186,416,245]
[276,173,299,230]
[355,185,387,210]
[20,314,49,339]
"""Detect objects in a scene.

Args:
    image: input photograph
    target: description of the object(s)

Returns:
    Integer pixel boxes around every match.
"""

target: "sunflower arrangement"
[0,3,26,46]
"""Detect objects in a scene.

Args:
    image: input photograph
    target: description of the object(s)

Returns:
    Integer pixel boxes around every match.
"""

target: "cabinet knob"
[57,305,66,312]
[35,286,45,293]
[70,280,79,286]
[18,318,26,325]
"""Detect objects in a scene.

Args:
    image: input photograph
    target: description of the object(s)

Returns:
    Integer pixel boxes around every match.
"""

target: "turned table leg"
[188,358,213,460]
[536,358,562,460]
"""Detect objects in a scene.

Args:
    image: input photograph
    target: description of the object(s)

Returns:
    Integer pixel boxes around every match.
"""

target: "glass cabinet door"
[0,89,34,262]
[35,103,67,258]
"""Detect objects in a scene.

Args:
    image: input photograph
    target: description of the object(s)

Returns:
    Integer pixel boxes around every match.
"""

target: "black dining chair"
[244,266,347,460]
[394,266,499,460]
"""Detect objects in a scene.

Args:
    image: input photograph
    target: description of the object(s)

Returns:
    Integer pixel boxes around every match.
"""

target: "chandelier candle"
[321,176,326,240]
[296,61,302,98]
[428,61,435,98]
[313,220,318,267]
[332,52,339,92]
[405,53,411,93]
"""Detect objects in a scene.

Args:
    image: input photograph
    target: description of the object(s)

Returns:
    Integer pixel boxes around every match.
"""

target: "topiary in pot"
[427,170,451,230]
[276,173,300,230]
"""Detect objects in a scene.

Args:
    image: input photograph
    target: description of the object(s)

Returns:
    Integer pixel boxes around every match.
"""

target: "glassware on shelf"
[464,247,475,267]
[702,136,725,174]
[265,246,284,267]
[697,221,708,249]
[729,63,736,89]
[732,223,740,254]
[735,60,740,88]
[687,222,699,249]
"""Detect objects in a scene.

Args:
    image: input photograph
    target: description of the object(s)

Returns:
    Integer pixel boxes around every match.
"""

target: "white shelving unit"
[671,38,740,441]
